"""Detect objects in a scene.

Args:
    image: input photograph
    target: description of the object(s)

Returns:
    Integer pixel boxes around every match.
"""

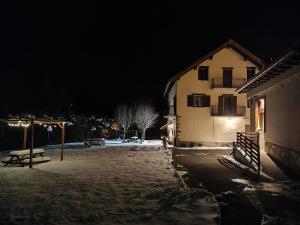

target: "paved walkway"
[172,148,300,225]
[260,151,288,180]
[173,148,262,225]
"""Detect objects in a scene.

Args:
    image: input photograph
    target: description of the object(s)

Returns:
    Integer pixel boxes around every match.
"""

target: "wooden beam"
[60,122,65,161]
[278,64,292,70]
[23,127,28,149]
[266,71,280,76]
[291,54,300,60]
[283,60,299,66]
[30,119,34,168]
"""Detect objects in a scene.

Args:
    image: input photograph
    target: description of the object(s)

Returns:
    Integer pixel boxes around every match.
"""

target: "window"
[255,97,266,132]
[198,66,209,80]
[247,67,256,80]
[193,95,205,107]
[218,94,237,115]
[187,94,210,107]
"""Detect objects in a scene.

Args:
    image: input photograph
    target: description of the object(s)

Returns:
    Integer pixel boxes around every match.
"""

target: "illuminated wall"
[247,64,300,174]
[174,47,256,144]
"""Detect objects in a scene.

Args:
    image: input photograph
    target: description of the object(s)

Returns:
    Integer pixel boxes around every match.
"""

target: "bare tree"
[114,104,134,141]
[134,102,159,142]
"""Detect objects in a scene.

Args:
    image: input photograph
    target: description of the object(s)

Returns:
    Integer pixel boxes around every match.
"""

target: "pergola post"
[30,119,34,168]
[60,122,65,161]
[23,127,28,149]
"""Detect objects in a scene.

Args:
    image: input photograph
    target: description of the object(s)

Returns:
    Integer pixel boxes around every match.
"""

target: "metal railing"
[233,132,260,179]
[211,105,246,116]
[212,77,246,88]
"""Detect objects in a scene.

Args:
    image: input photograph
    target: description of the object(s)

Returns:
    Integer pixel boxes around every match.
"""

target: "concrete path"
[172,148,300,225]
[260,151,288,180]
[172,148,262,225]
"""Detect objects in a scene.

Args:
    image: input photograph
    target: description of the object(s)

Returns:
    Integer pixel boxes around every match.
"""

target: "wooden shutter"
[218,96,223,115]
[205,68,209,80]
[204,95,210,107]
[233,96,237,114]
[187,95,193,107]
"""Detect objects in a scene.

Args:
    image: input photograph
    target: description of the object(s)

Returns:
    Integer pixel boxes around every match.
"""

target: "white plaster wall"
[168,83,177,115]
[247,65,300,152]
[265,75,300,151]
[214,117,245,142]
[176,47,256,143]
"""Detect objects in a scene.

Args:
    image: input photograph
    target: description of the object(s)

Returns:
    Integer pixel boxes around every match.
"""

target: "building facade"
[236,43,300,175]
[164,39,264,146]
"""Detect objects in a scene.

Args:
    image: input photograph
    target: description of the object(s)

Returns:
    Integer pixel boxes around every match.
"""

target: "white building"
[164,39,264,146]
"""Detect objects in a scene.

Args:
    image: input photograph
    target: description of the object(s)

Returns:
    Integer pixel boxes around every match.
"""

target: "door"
[223,68,233,88]
[218,94,237,115]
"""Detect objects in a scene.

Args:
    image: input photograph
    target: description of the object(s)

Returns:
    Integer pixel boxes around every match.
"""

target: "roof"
[0,116,66,127]
[163,39,265,97]
[236,42,300,94]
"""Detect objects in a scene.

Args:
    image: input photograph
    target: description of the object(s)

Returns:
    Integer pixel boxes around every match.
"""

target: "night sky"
[1,1,299,116]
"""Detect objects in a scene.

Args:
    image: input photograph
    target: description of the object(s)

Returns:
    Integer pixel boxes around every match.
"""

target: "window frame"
[187,94,210,107]
[198,66,209,80]
[247,67,256,80]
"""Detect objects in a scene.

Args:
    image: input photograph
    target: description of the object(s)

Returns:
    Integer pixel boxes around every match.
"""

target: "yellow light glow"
[8,122,30,128]
[225,117,236,129]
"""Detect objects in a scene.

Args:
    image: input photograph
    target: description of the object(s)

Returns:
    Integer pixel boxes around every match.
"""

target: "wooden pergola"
[1,117,66,168]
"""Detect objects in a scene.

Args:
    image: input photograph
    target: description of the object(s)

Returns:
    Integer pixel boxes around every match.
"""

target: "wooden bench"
[1,148,50,166]
[22,157,51,164]
[86,138,105,146]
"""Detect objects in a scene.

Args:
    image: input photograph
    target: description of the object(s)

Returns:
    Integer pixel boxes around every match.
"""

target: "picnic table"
[1,148,51,166]
[130,136,139,143]
[85,138,105,147]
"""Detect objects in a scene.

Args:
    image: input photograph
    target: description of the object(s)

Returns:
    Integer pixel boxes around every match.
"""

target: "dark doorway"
[223,68,233,88]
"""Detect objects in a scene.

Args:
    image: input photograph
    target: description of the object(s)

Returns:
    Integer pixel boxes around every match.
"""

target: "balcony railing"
[211,77,246,88]
[211,105,246,116]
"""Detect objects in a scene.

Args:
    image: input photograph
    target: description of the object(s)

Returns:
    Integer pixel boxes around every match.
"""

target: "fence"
[233,132,260,179]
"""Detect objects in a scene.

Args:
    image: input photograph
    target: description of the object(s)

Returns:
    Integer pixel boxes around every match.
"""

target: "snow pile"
[104,139,163,147]
[232,178,252,186]
[235,146,261,171]
[0,148,219,225]
[221,155,274,181]
[174,146,232,150]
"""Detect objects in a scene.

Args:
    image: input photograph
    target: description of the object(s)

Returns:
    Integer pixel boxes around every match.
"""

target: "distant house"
[164,39,264,146]
[236,43,300,175]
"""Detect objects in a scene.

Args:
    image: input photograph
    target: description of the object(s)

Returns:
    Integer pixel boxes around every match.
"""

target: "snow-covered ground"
[104,139,163,147]
[46,139,163,149]
[0,147,219,225]
[174,146,232,150]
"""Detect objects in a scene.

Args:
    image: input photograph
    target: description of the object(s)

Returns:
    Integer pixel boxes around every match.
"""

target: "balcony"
[211,105,246,116]
[211,77,246,88]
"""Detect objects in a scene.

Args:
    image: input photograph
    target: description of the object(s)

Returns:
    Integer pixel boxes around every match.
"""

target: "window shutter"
[233,96,237,114]
[204,95,211,107]
[218,96,223,114]
[187,95,193,107]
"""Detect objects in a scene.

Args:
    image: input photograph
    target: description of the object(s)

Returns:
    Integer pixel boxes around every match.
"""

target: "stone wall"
[266,142,300,176]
